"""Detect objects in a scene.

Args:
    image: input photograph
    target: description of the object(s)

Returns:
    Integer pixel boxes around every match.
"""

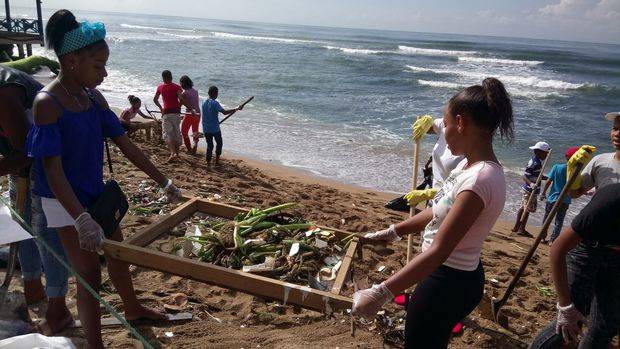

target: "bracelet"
[162,179,172,190]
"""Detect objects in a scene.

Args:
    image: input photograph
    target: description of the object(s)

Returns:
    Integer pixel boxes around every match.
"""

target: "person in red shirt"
[153,70,183,162]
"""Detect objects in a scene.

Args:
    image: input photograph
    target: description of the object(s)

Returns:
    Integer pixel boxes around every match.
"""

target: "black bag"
[87,136,128,237]
[384,156,434,212]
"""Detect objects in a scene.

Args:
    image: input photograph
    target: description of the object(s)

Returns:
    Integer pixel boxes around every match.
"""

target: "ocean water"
[30,10,620,224]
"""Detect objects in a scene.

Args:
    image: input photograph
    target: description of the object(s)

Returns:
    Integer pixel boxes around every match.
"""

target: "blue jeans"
[529,244,620,348]
[543,201,569,242]
[9,175,69,298]
[205,131,223,162]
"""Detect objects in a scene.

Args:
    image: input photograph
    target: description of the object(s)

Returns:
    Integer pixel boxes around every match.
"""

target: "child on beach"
[179,75,200,154]
[119,95,153,134]
[356,77,513,348]
[511,141,550,237]
[202,85,243,166]
[27,10,181,348]
[540,146,579,244]
[153,70,183,162]
[0,65,71,335]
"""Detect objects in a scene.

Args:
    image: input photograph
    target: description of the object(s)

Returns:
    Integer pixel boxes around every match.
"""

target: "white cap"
[605,112,620,121]
[529,141,550,152]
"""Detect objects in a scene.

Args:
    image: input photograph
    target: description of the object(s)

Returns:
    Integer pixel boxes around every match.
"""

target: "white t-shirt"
[580,153,620,192]
[422,160,506,271]
[431,118,464,188]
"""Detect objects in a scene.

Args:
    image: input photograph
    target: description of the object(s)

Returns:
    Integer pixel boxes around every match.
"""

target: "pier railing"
[0,17,42,36]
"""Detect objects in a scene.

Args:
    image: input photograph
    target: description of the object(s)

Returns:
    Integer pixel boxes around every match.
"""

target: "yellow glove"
[567,145,596,190]
[404,188,438,206]
[412,115,434,141]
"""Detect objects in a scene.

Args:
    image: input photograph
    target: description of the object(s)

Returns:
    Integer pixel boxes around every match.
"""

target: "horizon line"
[10,4,620,47]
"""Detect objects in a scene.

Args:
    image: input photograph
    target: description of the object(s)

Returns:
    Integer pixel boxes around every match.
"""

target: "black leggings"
[406,262,484,348]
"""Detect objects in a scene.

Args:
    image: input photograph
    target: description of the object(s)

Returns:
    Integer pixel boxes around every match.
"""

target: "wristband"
[75,211,90,222]
[162,179,172,190]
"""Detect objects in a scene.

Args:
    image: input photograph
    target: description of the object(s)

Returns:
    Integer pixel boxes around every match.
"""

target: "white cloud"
[539,0,591,17]
[586,0,620,22]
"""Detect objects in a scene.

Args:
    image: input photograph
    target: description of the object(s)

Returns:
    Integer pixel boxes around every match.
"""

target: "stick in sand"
[144,105,161,120]
[480,161,586,326]
[407,138,421,263]
[1,176,29,288]
[219,96,254,125]
[518,149,553,232]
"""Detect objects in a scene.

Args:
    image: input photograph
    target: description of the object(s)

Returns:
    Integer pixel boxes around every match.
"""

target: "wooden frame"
[104,198,358,313]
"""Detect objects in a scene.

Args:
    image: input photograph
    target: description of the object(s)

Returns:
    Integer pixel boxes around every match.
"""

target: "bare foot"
[125,305,167,322]
[38,309,73,335]
[24,279,46,305]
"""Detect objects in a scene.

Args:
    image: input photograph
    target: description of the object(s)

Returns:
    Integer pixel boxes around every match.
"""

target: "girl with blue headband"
[26,9,181,348]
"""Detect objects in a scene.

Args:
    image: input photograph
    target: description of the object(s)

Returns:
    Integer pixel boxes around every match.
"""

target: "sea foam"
[407,66,587,90]
[398,45,477,57]
[157,31,205,40]
[120,23,195,32]
[458,56,544,66]
[210,31,317,44]
[323,45,387,55]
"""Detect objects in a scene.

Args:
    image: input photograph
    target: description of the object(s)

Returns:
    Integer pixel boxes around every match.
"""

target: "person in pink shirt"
[353,78,513,349]
[118,95,154,135]
[153,70,183,162]
[179,75,201,154]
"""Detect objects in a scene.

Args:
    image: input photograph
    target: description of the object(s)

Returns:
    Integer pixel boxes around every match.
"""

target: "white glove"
[351,282,394,318]
[74,212,105,253]
[162,179,182,203]
[556,303,586,343]
[364,224,400,242]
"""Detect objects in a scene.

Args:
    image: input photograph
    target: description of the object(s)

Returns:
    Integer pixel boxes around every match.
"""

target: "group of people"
[355,105,619,349]
[120,69,243,166]
[1,8,618,349]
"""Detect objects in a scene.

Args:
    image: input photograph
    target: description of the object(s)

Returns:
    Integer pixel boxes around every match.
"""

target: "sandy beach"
[2,128,569,348]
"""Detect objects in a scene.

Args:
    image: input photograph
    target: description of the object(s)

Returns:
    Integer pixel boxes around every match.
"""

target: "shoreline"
[224,149,398,202]
[2,116,556,347]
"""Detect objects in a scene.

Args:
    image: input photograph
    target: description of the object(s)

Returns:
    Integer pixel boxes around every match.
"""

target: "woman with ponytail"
[353,78,513,348]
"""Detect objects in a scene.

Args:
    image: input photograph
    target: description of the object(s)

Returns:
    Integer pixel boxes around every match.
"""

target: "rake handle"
[407,139,421,263]
[494,162,584,313]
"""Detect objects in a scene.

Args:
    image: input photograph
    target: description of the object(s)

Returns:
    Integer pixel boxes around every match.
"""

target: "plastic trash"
[0,333,76,348]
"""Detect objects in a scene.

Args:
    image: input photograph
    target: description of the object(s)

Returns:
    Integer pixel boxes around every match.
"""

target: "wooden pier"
[0,0,43,58]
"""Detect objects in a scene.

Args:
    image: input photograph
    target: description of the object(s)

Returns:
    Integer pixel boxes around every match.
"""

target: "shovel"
[478,162,585,327]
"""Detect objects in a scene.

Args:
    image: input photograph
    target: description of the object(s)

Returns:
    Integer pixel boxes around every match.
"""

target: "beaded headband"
[57,21,106,56]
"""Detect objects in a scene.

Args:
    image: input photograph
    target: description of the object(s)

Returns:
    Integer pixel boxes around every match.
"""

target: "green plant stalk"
[277,223,313,232]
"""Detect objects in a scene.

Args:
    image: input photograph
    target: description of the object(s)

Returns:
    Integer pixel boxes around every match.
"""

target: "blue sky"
[8,0,620,44]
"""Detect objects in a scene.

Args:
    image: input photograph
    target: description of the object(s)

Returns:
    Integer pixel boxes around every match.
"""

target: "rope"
[0,194,154,349]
